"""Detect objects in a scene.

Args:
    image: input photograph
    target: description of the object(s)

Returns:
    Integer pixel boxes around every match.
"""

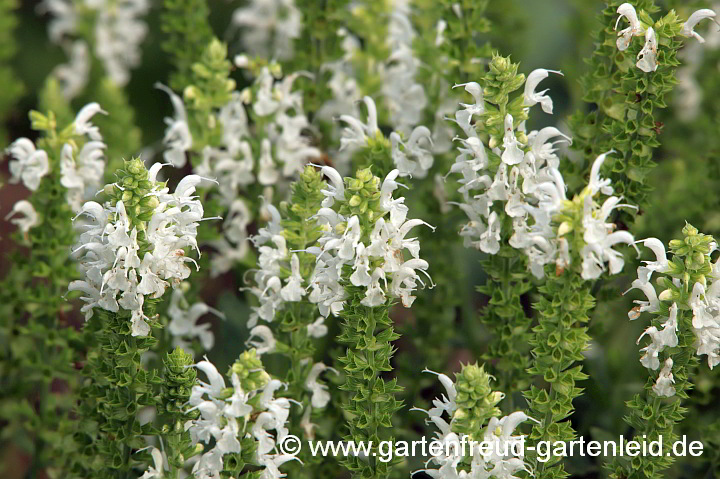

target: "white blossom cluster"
[615,3,717,73]
[514,152,638,280]
[186,360,297,479]
[382,0,428,134]
[69,166,206,336]
[413,370,532,479]
[340,96,434,178]
[308,166,432,315]
[159,66,320,276]
[42,0,150,87]
[628,237,720,397]
[167,288,224,356]
[449,73,637,279]
[5,103,107,236]
[315,28,362,128]
[690,275,720,371]
[231,0,302,61]
[244,206,306,328]
[316,2,433,169]
[448,71,564,260]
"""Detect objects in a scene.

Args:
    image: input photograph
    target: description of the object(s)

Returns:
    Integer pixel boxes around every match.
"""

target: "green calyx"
[184,39,235,112]
[451,363,503,438]
[163,347,197,416]
[104,157,160,229]
[475,54,529,149]
[338,167,384,225]
[231,349,271,392]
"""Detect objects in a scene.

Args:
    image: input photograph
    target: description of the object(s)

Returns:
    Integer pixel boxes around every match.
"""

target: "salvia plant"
[2,1,720,479]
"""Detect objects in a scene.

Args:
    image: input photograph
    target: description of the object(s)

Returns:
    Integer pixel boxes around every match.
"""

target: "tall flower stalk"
[520,153,638,478]
[568,2,715,214]
[448,54,566,403]
[67,158,208,477]
[308,166,431,478]
[244,166,342,477]
[610,224,715,478]
[0,103,106,476]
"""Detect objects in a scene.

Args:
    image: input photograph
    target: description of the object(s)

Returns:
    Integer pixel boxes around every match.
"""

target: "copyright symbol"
[279,434,302,456]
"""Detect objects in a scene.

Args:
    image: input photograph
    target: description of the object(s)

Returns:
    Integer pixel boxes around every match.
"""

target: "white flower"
[635,237,669,283]
[626,277,660,320]
[339,96,379,150]
[636,27,658,72]
[480,211,502,255]
[523,69,562,114]
[156,83,192,168]
[453,82,485,117]
[41,0,77,43]
[305,362,337,408]
[587,150,614,195]
[501,114,525,165]
[74,102,107,141]
[280,254,305,301]
[637,303,679,370]
[435,19,447,46]
[318,165,345,208]
[615,3,645,51]
[652,358,676,397]
[5,200,39,234]
[6,138,50,191]
[258,139,279,186]
[383,4,427,132]
[481,412,532,466]
[168,289,224,354]
[60,141,106,212]
[389,126,434,178]
[139,447,165,479]
[581,230,636,280]
[420,369,457,418]
[232,0,302,61]
[247,325,277,356]
[526,127,571,170]
[307,317,328,338]
[682,9,718,43]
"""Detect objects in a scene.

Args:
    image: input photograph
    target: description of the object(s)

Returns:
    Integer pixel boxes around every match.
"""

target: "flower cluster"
[186,351,297,479]
[231,0,302,61]
[168,287,224,356]
[382,0,428,134]
[615,3,717,73]
[449,56,636,279]
[627,225,719,397]
[245,209,302,327]
[448,58,566,259]
[340,96,434,178]
[42,0,149,86]
[308,166,432,315]
[514,152,638,280]
[6,103,107,214]
[159,50,320,274]
[69,158,206,336]
[413,364,532,479]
